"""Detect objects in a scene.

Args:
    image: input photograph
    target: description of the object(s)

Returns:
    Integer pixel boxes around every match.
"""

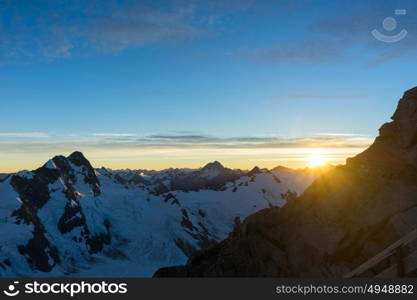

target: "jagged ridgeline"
[155,87,417,277]
[0,151,316,276]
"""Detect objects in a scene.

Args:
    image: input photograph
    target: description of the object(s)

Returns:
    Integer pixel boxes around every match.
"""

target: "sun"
[306,154,327,167]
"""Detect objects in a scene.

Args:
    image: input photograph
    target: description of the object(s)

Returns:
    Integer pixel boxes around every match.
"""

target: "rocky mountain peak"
[43,151,100,196]
[271,166,293,173]
[68,151,92,167]
[389,87,417,148]
[155,87,417,278]
[247,166,262,176]
[5,152,109,273]
[381,86,417,146]
[402,86,417,100]
[348,86,417,170]
[202,161,225,171]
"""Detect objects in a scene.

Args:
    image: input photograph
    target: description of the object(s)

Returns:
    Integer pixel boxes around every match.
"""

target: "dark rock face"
[109,171,149,187]
[8,151,110,272]
[67,151,101,196]
[155,87,417,277]
[176,208,218,257]
[246,166,262,177]
[169,162,242,192]
[103,161,248,195]
[9,167,63,271]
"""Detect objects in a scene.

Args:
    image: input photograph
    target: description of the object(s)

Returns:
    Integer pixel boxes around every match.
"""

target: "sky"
[1,0,417,172]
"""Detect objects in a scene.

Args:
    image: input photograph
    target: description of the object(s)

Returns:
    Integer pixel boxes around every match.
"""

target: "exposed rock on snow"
[0,153,317,277]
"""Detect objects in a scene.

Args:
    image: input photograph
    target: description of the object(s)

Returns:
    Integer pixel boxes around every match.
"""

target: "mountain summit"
[202,161,225,171]
[0,151,315,276]
[348,86,417,170]
[155,87,417,277]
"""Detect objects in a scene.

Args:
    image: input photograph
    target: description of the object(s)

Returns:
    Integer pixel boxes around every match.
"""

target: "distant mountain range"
[155,87,417,277]
[0,153,322,277]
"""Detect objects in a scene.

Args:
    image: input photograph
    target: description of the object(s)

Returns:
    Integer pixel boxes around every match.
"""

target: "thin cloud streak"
[92,133,138,137]
[0,134,374,152]
[0,133,374,172]
[247,40,343,63]
[0,132,49,138]
[316,133,368,137]
[273,94,369,100]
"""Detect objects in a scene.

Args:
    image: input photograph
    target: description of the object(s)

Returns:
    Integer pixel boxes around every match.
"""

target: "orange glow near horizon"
[0,146,367,173]
[0,133,375,172]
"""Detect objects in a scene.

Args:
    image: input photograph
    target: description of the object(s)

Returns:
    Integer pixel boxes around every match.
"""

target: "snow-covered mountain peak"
[0,152,321,277]
[41,152,101,197]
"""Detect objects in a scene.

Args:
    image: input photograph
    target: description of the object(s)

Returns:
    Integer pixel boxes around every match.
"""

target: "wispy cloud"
[0,132,374,171]
[0,132,49,138]
[273,94,368,100]
[92,133,138,137]
[247,40,343,63]
[307,1,417,65]
[239,0,417,65]
[0,1,199,61]
[0,133,374,150]
[2,0,416,65]
[146,134,211,140]
[0,0,258,61]
[87,3,201,53]
[317,133,368,137]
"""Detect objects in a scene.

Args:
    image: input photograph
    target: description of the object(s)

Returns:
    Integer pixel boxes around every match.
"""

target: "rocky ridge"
[154,87,417,277]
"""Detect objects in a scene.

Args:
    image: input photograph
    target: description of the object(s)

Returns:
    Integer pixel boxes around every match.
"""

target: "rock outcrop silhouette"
[154,87,417,277]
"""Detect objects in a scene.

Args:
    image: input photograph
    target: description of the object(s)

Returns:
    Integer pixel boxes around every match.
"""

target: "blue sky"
[1,0,417,171]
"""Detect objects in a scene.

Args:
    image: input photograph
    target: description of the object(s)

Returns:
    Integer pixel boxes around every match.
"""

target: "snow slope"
[0,173,10,182]
[0,152,318,277]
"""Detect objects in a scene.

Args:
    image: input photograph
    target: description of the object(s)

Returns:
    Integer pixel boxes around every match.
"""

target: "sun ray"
[306,154,328,167]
